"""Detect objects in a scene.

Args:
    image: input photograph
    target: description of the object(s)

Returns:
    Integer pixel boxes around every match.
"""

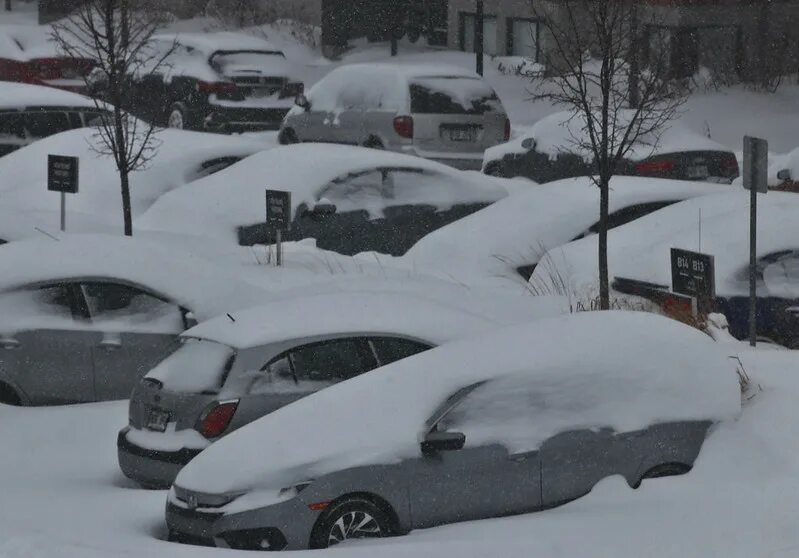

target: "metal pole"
[276,229,282,267]
[60,192,66,232]
[749,183,757,347]
[475,0,484,76]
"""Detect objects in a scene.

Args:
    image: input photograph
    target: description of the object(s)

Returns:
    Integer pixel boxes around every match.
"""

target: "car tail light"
[281,81,304,98]
[635,159,675,174]
[504,118,511,141]
[197,400,239,438]
[393,115,414,139]
[722,155,740,173]
[197,81,238,95]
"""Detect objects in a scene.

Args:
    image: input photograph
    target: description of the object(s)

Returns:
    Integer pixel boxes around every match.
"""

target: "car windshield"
[209,50,286,74]
[410,77,502,114]
[144,338,235,393]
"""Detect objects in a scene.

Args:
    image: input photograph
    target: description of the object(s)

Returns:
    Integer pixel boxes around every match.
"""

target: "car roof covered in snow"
[336,61,484,80]
[484,110,732,166]
[136,143,518,243]
[175,310,741,495]
[182,289,560,350]
[0,81,97,110]
[403,175,732,288]
[0,127,267,228]
[151,32,283,55]
[0,234,272,320]
[532,190,799,299]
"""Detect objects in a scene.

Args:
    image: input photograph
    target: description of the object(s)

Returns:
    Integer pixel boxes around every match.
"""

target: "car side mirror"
[777,169,792,182]
[295,94,311,111]
[421,431,466,454]
[310,202,337,217]
[521,137,536,150]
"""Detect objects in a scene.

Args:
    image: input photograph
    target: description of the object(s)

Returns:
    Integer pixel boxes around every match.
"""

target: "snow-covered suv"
[113,32,303,133]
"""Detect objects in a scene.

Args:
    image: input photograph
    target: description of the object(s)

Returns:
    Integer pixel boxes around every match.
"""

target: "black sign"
[47,155,79,194]
[265,189,291,231]
[670,248,715,299]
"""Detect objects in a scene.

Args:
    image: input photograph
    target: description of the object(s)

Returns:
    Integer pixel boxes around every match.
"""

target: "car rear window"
[145,338,235,393]
[410,77,502,115]
[209,50,287,74]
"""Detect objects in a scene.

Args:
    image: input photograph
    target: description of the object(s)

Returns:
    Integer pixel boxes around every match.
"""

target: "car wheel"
[167,104,190,130]
[0,382,21,406]
[363,137,384,150]
[278,128,299,145]
[483,161,504,177]
[633,462,692,489]
[309,498,393,549]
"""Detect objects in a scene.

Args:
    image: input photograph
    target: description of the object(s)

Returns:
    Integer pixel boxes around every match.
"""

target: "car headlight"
[278,481,313,499]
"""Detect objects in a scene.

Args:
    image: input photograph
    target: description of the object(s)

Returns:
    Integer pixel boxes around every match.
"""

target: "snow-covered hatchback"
[279,63,509,170]
[118,290,561,488]
[103,32,303,133]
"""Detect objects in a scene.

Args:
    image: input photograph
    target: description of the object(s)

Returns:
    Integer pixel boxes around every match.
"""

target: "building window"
[507,18,540,60]
[646,24,739,80]
[459,12,498,56]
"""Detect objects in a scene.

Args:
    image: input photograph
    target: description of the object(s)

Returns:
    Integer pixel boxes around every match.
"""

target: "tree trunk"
[628,1,640,108]
[598,173,610,310]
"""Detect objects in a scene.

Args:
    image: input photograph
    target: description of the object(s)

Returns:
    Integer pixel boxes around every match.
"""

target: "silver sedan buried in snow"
[164,311,740,551]
[117,290,560,488]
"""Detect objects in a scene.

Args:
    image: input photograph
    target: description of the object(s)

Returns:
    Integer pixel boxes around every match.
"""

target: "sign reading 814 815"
[670,248,715,300]
[265,189,292,231]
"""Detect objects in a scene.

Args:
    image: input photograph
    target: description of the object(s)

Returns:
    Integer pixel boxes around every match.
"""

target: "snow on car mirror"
[295,94,310,111]
[421,431,466,454]
[521,137,536,150]
[310,200,337,217]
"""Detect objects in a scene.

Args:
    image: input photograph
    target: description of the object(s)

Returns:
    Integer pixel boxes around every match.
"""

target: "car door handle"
[0,337,20,350]
[98,340,122,351]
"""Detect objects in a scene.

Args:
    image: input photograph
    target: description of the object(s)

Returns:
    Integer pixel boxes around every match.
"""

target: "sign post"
[743,136,768,347]
[670,248,716,316]
[47,155,79,232]
[475,0,484,76]
[265,189,291,267]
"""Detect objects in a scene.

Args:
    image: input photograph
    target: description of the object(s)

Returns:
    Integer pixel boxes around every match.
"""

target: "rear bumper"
[117,427,202,488]
[204,105,290,132]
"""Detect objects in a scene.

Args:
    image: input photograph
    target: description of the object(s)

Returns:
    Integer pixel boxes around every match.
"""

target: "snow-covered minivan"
[279,63,509,170]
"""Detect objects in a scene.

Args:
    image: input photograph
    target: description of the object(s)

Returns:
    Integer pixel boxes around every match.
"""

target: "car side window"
[575,201,677,240]
[434,376,545,452]
[79,282,183,333]
[369,336,432,366]
[22,111,73,139]
[0,113,25,140]
[0,284,78,329]
[335,82,367,110]
[247,338,377,395]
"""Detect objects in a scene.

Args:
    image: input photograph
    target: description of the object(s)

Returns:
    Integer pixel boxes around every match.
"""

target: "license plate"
[146,409,170,432]
[447,128,475,142]
[687,165,709,179]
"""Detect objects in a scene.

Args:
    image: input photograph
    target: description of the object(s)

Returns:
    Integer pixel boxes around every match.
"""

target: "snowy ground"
[0,347,796,558]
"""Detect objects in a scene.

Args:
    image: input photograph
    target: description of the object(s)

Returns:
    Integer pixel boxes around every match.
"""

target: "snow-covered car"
[0,24,94,94]
[483,111,740,184]
[0,126,267,226]
[137,143,522,256]
[109,32,303,133]
[0,235,271,406]
[0,82,108,157]
[280,63,509,170]
[532,191,799,347]
[117,289,564,488]
[166,311,739,550]
[402,176,732,287]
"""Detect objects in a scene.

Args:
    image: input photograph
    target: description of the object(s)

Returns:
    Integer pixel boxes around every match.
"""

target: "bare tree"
[531,0,686,309]
[51,0,173,236]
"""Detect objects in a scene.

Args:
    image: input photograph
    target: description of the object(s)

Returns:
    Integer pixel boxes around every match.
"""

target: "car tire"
[167,103,192,131]
[309,497,393,549]
[0,382,21,406]
[363,137,384,150]
[278,128,299,145]
[632,462,692,489]
[483,161,504,177]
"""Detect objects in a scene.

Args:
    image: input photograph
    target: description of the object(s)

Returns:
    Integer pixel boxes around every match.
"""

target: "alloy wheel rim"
[327,510,382,546]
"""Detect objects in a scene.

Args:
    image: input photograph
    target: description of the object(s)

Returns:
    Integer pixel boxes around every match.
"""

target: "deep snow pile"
[175,311,740,495]
[0,128,268,228]
[400,176,732,289]
[531,190,799,300]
